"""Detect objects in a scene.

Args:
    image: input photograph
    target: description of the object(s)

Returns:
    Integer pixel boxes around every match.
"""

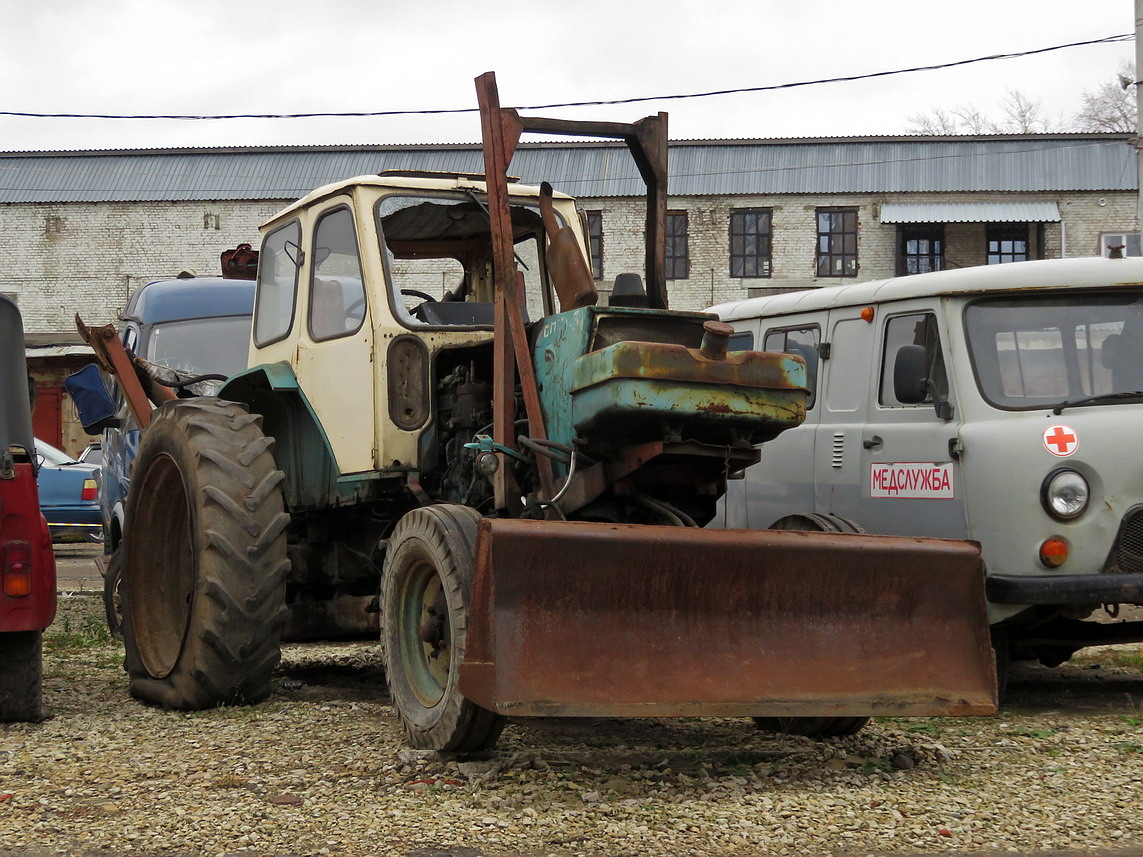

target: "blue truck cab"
[100,276,255,551]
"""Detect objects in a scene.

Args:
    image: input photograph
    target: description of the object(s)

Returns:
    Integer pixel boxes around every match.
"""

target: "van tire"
[0,631,43,722]
[753,716,868,738]
[121,398,291,710]
[769,513,864,534]
[757,511,870,738]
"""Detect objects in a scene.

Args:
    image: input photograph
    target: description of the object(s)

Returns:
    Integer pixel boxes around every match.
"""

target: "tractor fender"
[217,363,343,511]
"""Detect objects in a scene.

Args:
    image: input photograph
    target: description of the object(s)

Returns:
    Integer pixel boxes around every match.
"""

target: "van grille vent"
[831,433,845,468]
[1108,508,1143,574]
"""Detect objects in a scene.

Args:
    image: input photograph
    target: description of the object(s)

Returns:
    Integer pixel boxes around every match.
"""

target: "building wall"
[2,190,1137,330]
[0,200,285,331]
[582,190,1139,312]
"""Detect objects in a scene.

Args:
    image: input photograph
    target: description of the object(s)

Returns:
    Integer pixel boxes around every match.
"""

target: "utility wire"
[0,34,1132,121]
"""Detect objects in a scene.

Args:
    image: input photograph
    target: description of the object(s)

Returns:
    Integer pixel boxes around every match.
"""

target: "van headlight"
[1041,469,1089,520]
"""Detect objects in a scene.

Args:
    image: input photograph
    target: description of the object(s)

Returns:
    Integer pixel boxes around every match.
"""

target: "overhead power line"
[0,34,1132,122]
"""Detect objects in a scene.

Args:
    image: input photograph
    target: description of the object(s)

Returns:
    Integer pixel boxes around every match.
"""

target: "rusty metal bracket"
[75,315,175,429]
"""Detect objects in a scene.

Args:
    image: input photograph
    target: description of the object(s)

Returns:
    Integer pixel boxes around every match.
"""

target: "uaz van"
[710,256,1143,675]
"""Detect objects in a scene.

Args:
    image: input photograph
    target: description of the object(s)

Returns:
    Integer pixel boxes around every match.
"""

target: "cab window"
[763,325,820,408]
[880,312,948,406]
[253,221,302,347]
[309,207,367,341]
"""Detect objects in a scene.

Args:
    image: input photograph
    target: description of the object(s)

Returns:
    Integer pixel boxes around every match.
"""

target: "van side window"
[763,325,820,408]
[880,313,948,406]
[728,331,754,350]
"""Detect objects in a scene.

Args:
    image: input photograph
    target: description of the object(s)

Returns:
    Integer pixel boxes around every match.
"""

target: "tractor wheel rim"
[399,557,450,708]
[128,453,195,678]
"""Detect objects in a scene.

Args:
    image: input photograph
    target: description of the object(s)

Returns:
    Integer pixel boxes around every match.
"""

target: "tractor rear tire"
[381,504,506,751]
[121,398,290,710]
[754,512,871,739]
[0,631,43,722]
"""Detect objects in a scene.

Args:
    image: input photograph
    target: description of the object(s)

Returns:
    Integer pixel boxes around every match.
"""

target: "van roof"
[710,256,1143,321]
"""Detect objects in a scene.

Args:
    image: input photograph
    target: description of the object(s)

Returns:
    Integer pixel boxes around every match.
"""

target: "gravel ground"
[2,594,1143,857]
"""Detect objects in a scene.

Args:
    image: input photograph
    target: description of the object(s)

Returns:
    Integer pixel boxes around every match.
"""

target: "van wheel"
[103,548,124,641]
[381,505,506,751]
[0,631,43,722]
[769,513,864,534]
[121,398,291,710]
[753,716,868,738]
[755,512,870,738]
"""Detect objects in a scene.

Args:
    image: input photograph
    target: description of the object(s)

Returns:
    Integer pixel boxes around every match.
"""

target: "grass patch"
[44,609,114,651]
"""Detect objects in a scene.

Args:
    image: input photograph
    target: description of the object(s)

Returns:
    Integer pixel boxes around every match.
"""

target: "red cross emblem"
[1043,425,1079,457]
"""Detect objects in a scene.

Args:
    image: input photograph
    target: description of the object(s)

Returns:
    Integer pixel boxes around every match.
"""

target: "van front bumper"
[987,572,1143,605]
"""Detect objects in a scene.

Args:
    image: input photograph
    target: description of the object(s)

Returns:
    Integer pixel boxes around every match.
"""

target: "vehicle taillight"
[81,478,97,502]
[2,541,32,597]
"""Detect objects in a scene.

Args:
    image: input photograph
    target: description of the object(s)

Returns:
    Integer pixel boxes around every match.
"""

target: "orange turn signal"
[1039,538,1069,568]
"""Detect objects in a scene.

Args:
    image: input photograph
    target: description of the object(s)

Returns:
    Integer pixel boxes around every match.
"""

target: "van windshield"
[142,315,253,378]
[965,292,1143,410]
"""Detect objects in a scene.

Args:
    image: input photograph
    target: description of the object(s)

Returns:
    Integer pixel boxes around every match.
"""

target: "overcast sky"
[0,0,1135,152]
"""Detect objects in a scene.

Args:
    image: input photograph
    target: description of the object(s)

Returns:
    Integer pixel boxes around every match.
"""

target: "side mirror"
[893,343,955,421]
[893,344,929,404]
[64,364,121,435]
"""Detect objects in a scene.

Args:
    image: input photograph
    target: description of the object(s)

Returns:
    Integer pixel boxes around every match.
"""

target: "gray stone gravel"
[2,595,1143,856]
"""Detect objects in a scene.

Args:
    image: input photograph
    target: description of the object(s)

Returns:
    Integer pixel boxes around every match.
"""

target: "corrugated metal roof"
[0,135,1134,204]
[879,201,1062,223]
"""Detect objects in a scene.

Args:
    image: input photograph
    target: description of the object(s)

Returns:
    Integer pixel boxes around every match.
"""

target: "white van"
[710,256,1143,671]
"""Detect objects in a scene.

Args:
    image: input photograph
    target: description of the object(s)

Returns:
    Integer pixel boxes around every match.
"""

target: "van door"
[812,309,874,519]
[850,303,968,539]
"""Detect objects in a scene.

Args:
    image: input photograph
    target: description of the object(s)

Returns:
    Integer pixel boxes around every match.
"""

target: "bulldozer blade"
[460,520,997,718]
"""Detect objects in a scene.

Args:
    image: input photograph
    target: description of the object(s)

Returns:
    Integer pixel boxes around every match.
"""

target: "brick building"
[2,133,1137,452]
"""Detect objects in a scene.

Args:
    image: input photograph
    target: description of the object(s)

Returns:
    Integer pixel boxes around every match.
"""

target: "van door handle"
[863,435,883,450]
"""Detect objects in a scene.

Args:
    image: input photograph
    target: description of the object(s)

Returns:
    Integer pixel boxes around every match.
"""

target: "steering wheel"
[400,289,437,303]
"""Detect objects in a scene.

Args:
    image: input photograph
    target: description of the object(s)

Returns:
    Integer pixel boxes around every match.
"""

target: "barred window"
[987,223,1029,264]
[666,211,689,280]
[816,208,858,277]
[587,211,603,280]
[729,208,772,278]
[898,224,944,275]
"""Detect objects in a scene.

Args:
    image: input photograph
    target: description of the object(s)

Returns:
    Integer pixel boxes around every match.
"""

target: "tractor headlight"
[1041,469,1089,521]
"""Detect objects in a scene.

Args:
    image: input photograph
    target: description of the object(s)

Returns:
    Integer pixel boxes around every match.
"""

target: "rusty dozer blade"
[460,520,997,718]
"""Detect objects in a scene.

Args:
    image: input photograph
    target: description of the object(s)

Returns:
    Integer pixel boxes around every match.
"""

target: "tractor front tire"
[121,398,290,710]
[0,631,43,722]
[381,505,506,751]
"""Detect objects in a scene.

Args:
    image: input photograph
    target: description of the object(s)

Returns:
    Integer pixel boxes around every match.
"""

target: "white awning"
[879,202,1061,224]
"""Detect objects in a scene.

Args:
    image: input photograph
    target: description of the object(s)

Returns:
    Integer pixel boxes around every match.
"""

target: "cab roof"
[711,256,1143,321]
[263,172,574,230]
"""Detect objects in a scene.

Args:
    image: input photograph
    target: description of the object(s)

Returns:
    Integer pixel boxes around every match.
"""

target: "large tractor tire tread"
[381,504,506,752]
[0,631,44,722]
[121,397,290,711]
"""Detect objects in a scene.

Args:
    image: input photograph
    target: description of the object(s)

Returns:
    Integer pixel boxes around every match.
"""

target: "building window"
[44,215,65,235]
[729,208,772,278]
[1100,232,1142,257]
[986,223,1029,264]
[586,211,603,280]
[203,212,221,230]
[816,208,858,277]
[898,224,944,275]
[666,211,689,280]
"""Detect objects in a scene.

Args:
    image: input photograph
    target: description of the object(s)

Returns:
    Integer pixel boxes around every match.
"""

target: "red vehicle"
[0,294,56,721]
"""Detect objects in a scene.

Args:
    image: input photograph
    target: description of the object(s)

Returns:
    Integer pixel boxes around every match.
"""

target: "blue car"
[34,439,101,542]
